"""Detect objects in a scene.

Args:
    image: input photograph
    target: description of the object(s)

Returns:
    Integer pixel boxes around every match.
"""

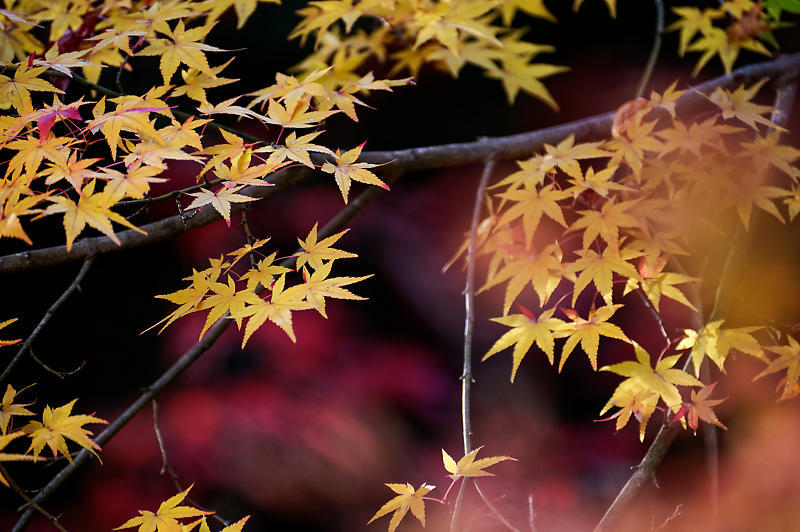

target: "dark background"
[2,1,800,530]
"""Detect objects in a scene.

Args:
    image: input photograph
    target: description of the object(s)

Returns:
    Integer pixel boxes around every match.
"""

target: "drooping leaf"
[368,482,434,532]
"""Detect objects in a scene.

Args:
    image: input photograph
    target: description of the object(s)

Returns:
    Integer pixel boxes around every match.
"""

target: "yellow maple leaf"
[442,446,517,479]
[171,59,238,104]
[368,482,434,532]
[321,143,388,202]
[0,64,62,113]
[706,79,784,131]
[496,183,569,248]
[485,56,567,108]
[484,308,565,380]
[293,223,357,271]
[566,246,642,306]
[5,133,72,180]
[85,97,165,159]
[137,20,228,84]
[687,26,769,76]
[262,96,338,128]
[665,6,720,56]
[296,262,371,317]
[568,200,642,252]
[240,251,291,291]
[197,96,264,121]
[115,485,212,532]
[41,151,104,191]
[197,275,261,339]
[23,399,107,463]
[757,336,800,400]
[678,321,763,376]
[41,179,147,251]
[558,304,631,371]
[213,149,283,188]
[185,185,257,226]
[479,242,564,315]
[265,130,334,168]
[601,342,702,440]
[0,383,34,434]
[411,0,501,56]
[232,274,311,345]
[103,165,168,201]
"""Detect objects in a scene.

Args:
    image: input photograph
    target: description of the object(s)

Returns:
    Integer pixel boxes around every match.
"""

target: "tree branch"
[0,257,94,385]
[2,53,798,275]
[11,169,392,531]
[0,168,310,274]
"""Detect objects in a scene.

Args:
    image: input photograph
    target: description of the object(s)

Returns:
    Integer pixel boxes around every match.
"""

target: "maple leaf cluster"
[667,0,794,75]
[445,79,800,440]
[152,225,370,345]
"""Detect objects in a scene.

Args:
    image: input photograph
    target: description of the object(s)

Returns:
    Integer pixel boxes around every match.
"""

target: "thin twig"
[0,463,69,532]
[462,158,495,454]
[700,362,719,528]
[474,481,520,532]
[655,504,683,530]
[637,290,670,349]
[28,348,85,379]
[450,157,495,532]
[152,400,229,526]
[2,53,799,276]
[11,168,393,531]
[528,495,537,532]
[635,0,664,98]
[240,212,258,269]
[0,257,94,385]
[115,54,130,95]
